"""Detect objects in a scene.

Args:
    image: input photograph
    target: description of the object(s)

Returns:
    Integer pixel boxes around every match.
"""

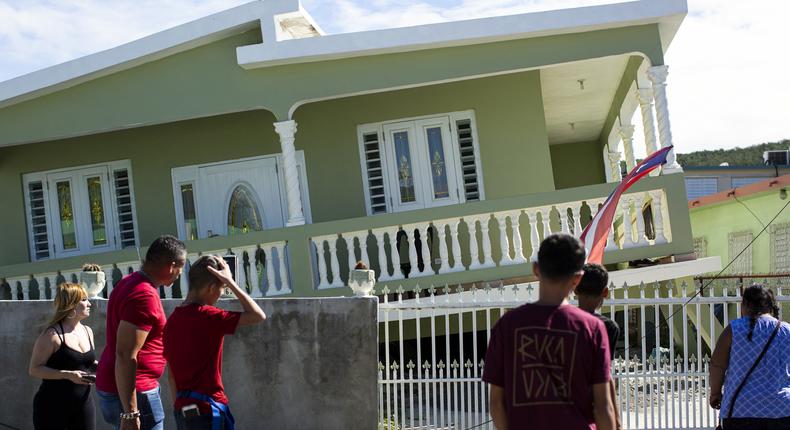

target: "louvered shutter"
[112,169,138,248]
[27,181,51,260]
[454,118,482,201]
[362,131,388,214]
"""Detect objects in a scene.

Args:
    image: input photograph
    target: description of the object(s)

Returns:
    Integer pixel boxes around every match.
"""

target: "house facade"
[0,0,718,300]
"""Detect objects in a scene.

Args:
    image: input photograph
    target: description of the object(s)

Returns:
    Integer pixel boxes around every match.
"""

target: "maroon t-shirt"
[96,272,167,393]
[164,304,241,414]
[483,303,611,429]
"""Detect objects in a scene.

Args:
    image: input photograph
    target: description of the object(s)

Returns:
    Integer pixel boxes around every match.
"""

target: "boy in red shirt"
[164,255,266,430]
[483,234,615,430]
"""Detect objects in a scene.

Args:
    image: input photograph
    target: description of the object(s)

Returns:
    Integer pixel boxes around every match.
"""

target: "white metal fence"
[377,277,789,430]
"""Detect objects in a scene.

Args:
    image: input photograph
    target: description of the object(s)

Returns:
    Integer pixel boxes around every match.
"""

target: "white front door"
[196,158,285,238]
[47,167,117,258]
[383,117,460,212]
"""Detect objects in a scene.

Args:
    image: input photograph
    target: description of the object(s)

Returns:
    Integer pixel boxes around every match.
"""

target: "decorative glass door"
[383,118,460,212]
[47,167,116,258]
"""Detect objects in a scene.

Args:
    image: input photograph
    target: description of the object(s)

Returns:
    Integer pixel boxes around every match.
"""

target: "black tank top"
[37,323,96,400]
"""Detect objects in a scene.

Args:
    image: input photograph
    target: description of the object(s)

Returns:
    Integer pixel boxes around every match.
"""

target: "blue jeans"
[173,409,228,430]
[97,387,165,430]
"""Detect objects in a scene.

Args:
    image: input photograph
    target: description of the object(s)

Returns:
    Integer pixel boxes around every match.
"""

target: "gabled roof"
[0,0,686,110]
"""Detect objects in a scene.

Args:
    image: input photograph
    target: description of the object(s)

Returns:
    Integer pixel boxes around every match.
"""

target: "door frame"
[170,152,312,241]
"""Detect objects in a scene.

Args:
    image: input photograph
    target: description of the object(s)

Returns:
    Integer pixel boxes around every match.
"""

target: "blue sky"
[1,0,788,155]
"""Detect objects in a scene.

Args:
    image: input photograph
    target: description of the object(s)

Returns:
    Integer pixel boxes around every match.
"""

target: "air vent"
[362,131,388,214]
[113,169,137,248]
[27,181,50,260]
[455,119,481,201]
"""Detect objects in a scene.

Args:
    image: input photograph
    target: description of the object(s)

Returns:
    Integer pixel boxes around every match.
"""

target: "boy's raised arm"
[208,260,266,326]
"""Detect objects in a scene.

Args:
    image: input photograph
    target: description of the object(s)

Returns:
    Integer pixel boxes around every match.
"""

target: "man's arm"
[489,384,508,430]
[115,320,149,429]
[593,382,615,430]
[709,325,732,409]
[609,379,621,430]
[208,260,266,326]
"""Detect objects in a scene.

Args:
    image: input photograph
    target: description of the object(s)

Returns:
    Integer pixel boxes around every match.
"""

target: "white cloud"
[0,0,788,153]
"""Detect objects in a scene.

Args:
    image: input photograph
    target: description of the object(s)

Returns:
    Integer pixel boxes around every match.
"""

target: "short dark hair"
[188,255,221,292]
[576,263,609,296]
[536,234,585,280]
[145,235,186,266]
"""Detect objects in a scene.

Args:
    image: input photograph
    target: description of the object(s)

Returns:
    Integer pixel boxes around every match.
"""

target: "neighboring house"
[0,0,718,300]
[689,174,790,275]
[684,165,790,200]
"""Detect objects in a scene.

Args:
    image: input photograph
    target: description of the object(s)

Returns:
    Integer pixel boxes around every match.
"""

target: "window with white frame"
[23,161,139,261]
[770,222,790,273]
[357,111,484,215]
[693,237,707,259]
[728,230,753,275]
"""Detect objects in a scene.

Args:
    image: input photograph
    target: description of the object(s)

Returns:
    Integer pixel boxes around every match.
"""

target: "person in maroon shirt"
[483,233,615,430]
[164,255,266,430]
[96,235,186,430]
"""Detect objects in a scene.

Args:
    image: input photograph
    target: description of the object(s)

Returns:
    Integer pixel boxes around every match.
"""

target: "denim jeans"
[97,387,165,430]
[723,417,790,430]
[173,409,227,430]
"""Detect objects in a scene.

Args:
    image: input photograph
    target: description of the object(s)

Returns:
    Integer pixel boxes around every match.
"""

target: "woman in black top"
[29,283,97,430]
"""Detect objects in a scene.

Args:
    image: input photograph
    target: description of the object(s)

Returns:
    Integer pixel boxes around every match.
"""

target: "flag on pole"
[580,146,674,264]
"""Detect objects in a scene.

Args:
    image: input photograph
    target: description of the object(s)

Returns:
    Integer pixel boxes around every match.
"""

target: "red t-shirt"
[97,272,167,393]
[482,303,611,430]
[164,304,241,414]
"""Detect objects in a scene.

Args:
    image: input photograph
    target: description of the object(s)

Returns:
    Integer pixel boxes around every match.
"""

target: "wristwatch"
[120,410,141,420]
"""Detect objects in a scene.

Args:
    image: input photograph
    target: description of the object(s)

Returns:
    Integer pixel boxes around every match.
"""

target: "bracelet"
[120,410,141,420]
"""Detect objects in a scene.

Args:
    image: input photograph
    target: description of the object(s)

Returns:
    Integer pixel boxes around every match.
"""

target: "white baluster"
[496,213,513,266]
[526,210,540,260]
[403,224,420,278]
[102,266,114,297]
[479,216,495,268]
[448,219,463,273]
[650,190,669,244]
[540,207,552,239]
[357,232,371,268]
[345,234,358,274]
[244,247,261,298]
[509,211,527,264]
[36,276,47,300]
[634,194,648,246]
[373,229,393,282]
[466,217,481,270]
[620,197,635,249]
[573,202,584,236]
[437,221,451,275]
[412,223,432,277]
[560,205,571,234]
[313,238,330,289]
[265,245,277,294]
[389,228,405,281]
[275,242,291,295]
[327,235,343,287]
[22,279,30,300]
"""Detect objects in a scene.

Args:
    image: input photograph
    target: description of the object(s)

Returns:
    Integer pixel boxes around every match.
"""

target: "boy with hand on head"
[164,255,266,430]
[577,263,622,430]
[483,233,615,430]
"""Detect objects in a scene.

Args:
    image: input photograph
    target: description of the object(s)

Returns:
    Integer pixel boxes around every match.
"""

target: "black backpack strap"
[726,320,782,420]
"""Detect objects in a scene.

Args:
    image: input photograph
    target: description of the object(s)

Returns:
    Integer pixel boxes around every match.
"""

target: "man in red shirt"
[164,255,266,430]
[483,233,615,430]
[97,235,186,430]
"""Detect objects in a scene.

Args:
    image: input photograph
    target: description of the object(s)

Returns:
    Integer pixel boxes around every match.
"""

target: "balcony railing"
[0,174,692,300]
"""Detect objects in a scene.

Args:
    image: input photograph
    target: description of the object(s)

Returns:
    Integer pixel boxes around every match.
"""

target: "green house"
[0,0,719,299]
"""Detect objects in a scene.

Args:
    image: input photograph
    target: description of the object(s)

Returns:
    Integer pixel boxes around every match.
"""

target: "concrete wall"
[0,297,378,430]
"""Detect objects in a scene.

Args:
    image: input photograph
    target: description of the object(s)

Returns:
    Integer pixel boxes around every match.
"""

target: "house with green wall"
[0,0,719,300]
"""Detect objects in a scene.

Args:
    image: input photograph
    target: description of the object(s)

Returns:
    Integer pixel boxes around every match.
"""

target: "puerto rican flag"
[580,146,674,264]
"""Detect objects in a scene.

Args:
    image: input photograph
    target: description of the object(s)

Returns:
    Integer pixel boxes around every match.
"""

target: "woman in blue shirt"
[709,284,790,430]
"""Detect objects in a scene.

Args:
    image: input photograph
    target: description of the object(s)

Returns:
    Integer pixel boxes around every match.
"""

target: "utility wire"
[733,193,766,229]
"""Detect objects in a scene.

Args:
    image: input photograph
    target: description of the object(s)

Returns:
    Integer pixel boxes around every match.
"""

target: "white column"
[636,88,659,155]
[275,243,291,294]
[388,228,404,280]
[608,150,623,182]
[466,217,482,270]
[436,222,450,274]
[373,229,392,281]
[620,197,636,248]
[650,190,669,244]
[618,124,637,172]
[496,213,513,266]
[327,236,343,287]
[646,65,682,174]
[526,210,540,260]
[345,234,358,274]
[540,208,552,238]
[265,246,277,294]
[273,120,307,226]
[479,216,495,268]
[509,211,527,264]
[314,239,330,288]
[634,194,648,245]
[448,219,463,273]
[560,205,571,234]
[572,202,584,237]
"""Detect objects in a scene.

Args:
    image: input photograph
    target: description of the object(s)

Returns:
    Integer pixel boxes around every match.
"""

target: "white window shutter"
[112,169,137,248]
[27,181,51,260]
[454,118,482,201]
[362,131,388,214]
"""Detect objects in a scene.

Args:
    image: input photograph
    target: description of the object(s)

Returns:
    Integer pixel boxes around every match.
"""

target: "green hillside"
[677,139,789,167]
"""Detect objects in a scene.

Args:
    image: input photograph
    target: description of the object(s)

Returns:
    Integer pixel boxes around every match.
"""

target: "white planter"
[80,271,106,299]
[348,269,376,297]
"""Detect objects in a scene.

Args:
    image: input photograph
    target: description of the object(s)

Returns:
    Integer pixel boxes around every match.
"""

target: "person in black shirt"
[577,263,622,430]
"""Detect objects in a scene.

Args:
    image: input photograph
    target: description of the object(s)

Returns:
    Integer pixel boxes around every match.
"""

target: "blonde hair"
[46,283,88,328]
